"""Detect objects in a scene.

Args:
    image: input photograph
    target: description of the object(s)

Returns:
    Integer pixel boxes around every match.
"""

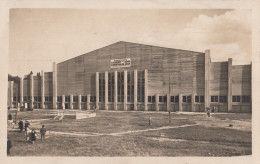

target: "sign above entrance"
[110,58,131,68]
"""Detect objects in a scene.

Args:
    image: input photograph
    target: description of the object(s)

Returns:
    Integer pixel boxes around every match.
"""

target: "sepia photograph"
[6,8,254,158]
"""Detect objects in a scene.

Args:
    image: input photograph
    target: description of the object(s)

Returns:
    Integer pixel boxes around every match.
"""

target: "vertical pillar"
[96,72,99,110]
[41,70,45,109]
[155,94,159,111]
[191,93,195,112]
[179,93,183,112]
[134,69,138,111]
[144,69,148,111]
[204,50,210,111]
[29,72,34,108]
[87,94,90,110]
[9,81,14,108]
[20,77,23,106]
[228,58,232,112]
[114,71,118,110]
[52,62,57,109]
[167,94,170,111]
[105,71,108,110]
[124,70,127,111]
[78,94,81,110]
[62,95,65,110]
[70,94,73,109]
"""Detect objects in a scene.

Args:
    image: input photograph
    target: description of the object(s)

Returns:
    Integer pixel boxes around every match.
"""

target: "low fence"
[46,110,96,120]
[76,111,96,120]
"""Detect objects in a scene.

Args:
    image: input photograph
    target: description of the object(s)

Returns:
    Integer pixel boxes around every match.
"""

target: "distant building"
[7,41,252,112]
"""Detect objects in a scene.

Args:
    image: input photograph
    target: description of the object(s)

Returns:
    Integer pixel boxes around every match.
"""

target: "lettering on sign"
[110,58,131,68]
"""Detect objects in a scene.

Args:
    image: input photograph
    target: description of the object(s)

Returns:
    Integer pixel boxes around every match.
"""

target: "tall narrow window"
[183,96,187,102]
[137,71,144,102]
[99,73,105,102]
[127,71,134,102]
[195,96,199,102]
[148,96,152,102]
[117,72,124,102]
[108,72,114,102]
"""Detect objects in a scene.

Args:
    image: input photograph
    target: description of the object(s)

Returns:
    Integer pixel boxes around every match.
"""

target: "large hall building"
[8,41,252,113]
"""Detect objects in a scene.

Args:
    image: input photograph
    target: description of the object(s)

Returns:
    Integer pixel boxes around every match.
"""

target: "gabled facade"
[8,41,252,113]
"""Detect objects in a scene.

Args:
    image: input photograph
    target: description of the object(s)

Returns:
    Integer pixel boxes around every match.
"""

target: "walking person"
[31,129,37,144]
[148,116,152,126]
[26,126,31,141]
[207,108,211,117]
[18,120,23,132]
[24,121,30,139]
[40,125,46,140]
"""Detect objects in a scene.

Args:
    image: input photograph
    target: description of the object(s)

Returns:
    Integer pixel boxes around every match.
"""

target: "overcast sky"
[9,9,251,77]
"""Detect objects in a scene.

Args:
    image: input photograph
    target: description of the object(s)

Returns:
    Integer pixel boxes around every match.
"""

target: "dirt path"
[47,124,198,137]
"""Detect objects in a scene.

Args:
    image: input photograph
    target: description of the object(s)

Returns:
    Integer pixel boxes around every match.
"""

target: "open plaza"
[7,109,251,156]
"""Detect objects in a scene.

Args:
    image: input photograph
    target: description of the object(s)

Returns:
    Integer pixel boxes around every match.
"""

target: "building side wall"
[44,72,53,96]
[23,78,30,97]
[9,41,250,112]
[33,76,41,96]
[231,65,251,113]
[210,62,228,95]
[232,65,251,95]
[57,61,68,95]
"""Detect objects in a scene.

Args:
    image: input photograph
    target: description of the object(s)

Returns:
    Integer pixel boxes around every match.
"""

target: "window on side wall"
[211,96,218,102]
[148,96,151,102]
[73,96,78,102]
[171,96,174,102]
[242,96,250,103]
[200,96,204,103]
[159,96,163,102]
[187,96,191,103]
[195,96,199,102]
[183,96,187,102]
[152,96,155,102]
[232,95,240,102]
[163,96,167,102]
[219,96,227,103]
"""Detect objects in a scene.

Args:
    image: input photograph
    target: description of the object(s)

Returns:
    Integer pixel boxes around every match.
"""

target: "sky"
[9,9,252,77]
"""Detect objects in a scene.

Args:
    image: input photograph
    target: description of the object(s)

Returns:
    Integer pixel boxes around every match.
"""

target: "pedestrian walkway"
[47,123,198,137]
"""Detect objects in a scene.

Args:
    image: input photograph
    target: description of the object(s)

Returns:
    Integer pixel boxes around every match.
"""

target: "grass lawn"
[7,109,251,156]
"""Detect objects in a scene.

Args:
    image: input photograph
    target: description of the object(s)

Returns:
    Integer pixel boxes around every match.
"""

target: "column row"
[96,69,148,111]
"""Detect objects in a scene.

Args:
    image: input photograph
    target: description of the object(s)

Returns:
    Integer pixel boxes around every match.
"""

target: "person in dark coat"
[7,139,12,155]
[40,125,46,140]
[31,129,37,144]
[8,114,12,120]
[18,120,23,132]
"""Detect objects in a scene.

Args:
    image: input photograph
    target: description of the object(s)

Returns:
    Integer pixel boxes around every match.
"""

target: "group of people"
[18,120,47,144]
